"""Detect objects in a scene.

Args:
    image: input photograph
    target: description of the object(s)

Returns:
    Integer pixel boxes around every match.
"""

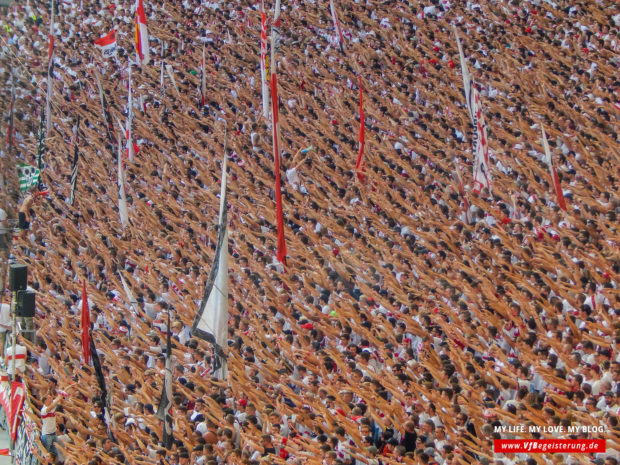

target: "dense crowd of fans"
[0,0,619,464]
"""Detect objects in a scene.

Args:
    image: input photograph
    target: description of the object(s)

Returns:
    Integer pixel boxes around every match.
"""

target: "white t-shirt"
[6,344,26,374]
[0,303,11,333]
[41,405,57,435]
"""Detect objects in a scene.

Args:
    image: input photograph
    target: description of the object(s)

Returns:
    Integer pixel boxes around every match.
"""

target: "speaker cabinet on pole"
[16,290,36,318]
[9,264,28,292]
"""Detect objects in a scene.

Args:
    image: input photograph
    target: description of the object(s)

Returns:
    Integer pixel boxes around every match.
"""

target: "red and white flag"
[541,125,567,211]
[94,30,118,58]
[472,88,491,193]
[270,35,287,268]
[329,0,345,53]
[9,381,25,442]
[81,280,91,365]
[355,76,365,181]
[46,0,55,134]
[260,0,269,117]
[135,0,150,66]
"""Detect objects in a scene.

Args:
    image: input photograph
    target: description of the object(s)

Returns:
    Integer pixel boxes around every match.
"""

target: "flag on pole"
[541,125,567,211]
[471,88,491,193]
[453,161,471,224]
[81,280,91,365]
[199,46,206,107]
[271,0,282,55]
[260,0,269,117]
[156,311,173,448]
[90,337,113,438]
[192,130,229,380]
[118,272,140,316]
[453,25,474,123]
[355,76,365,181]
[94,30,118,58]
[117,131,129,228]
[46,0,55,134]
[270,38,287,267]
[94,70,114,146]
[134,0,150,66]
[126,66,135,162]
[160,59,165,96]
[17,164,40,193]
[36,109,46,189]
[329,0,345,53]
[69,117,80,206]
[165,64,181,98]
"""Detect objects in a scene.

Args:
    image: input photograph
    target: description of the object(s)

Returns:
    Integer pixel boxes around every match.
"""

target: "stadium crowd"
[0,0,619,464]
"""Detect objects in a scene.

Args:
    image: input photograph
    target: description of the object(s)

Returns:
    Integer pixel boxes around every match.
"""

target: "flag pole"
[69,117,80,206]
[46,0,54,134]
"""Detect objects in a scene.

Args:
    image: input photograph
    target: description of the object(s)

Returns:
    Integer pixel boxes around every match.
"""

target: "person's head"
[261,434,273,446]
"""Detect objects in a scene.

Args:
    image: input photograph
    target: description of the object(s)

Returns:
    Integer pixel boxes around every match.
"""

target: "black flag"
[156,311,173,449]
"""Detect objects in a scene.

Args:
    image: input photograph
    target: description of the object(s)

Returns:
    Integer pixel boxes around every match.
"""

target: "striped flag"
[260,0,269,117]
[69,117,80,206]
[472,88,491,193]
[94,30,118,58]
[355,76,365,181]
[541,125,567,211]
[135,0,150,66]
[17,164,40,193]
[270,36,287,268]
[329,0,345,53]
[46,0,55,134]
[81,280,91,365]
[192,130,229,380]
[156,311,173,448]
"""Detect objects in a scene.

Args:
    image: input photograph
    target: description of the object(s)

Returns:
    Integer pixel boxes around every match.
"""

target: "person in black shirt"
[260,434,277,457]
[401,420,417,453]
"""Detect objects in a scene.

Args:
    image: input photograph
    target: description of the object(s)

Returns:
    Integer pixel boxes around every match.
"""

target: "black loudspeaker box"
[16,290,35,317]
[9,264,28,292]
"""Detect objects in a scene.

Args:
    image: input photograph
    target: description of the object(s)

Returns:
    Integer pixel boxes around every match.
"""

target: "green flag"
[17,163,40,192]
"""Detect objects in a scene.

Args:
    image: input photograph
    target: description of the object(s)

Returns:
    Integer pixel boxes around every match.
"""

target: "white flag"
[192,133,229,380]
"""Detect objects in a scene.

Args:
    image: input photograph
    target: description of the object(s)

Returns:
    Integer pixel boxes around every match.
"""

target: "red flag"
[135,0,150,65]
[81,280,91,365]
[48,34,54,61]
[355,76,366,181]
[270,75,287,267]
[9,382,25,442]
[94,29,118,58]
[541,125,567,211]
